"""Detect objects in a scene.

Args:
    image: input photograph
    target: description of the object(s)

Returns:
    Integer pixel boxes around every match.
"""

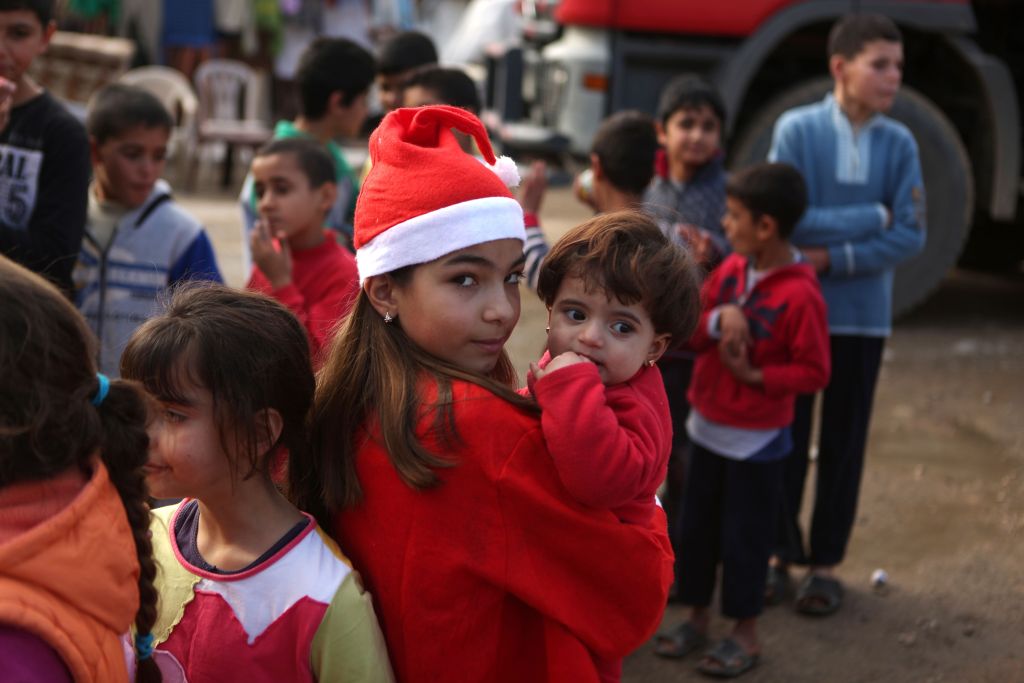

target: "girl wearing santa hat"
[290,105,673,682]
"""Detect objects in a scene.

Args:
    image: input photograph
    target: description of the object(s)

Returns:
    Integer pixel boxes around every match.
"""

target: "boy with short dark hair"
[0,0,91,295]
[376,30,438,113]
[643,73,729,267]
[240,36,375,265]
[74,83,222,377]
[521,110,659,290]
[766,13,926,615]
[401,66,481,115]
[654,162,829,678]
[246,137,359,365]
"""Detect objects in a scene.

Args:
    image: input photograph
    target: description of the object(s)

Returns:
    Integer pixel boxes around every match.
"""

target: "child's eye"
[452,274,477,287]
[611,321,634,334]
[163,409,186,424]
[566,308,586,322]
[506,271,524,285]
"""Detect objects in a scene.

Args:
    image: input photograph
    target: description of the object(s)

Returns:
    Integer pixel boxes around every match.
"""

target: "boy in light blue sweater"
[765,14,926,616]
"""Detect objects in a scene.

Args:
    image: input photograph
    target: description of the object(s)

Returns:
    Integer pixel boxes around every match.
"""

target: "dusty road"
[185,179,1024,683]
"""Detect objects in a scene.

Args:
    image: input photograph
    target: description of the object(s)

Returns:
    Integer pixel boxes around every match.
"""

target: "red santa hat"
[354,105,525,282]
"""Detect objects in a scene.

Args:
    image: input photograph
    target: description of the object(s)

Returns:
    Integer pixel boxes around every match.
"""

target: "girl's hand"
[250,220,292,289]
[530,351,589,381]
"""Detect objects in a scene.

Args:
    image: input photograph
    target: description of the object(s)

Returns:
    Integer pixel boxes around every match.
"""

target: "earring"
[384,311,394,324]
[645,359,655,368]
[545,326,550,333]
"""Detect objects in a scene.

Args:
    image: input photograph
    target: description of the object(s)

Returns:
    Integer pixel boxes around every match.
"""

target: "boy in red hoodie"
[654,162,830,678]
[247,137,359,365]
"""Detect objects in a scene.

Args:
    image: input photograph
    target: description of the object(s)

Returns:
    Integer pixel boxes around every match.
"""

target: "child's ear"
[647,333,672,365]
[756,213,779,241]
[364,274,401,318]
[590,153,604,181]
[655,120,668,147]
[254,408,284,457]
[317,181,337,215]
[41,20,56,49]
[328,90,347,114]
[88,136,101,166]
[829,54,846,83]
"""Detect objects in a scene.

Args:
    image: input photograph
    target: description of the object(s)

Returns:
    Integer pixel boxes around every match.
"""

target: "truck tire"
[730,77,973,318]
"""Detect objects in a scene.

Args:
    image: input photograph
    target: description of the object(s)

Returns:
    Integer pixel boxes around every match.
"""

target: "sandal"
[696,638,760,678]
[764,564,790,606]
[795,574,843,616]
[653,621,708,659]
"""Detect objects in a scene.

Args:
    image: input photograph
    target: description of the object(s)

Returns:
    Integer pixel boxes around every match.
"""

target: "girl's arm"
[494,427,673,660]
[310,571,395,683]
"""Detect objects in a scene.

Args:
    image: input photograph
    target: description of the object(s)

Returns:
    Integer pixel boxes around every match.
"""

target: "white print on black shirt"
[0,143,42,230]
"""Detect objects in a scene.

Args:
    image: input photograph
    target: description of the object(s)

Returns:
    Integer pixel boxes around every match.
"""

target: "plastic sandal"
[653,621,708,659]
[795,574,844,616]
[696,637,760,678]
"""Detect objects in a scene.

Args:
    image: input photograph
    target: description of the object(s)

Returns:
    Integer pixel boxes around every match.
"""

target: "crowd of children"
[0,2,926,680]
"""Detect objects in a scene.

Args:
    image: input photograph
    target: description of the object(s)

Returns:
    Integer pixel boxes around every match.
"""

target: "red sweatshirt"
[247,231,358,365]
[688,253,830,429]
[531,361,670,526]
[333,379,674,683]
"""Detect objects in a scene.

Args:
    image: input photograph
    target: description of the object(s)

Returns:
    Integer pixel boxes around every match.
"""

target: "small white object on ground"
[871,568,889,587]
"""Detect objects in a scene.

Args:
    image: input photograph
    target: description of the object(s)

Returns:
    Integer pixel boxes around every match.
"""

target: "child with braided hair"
[121,285,393,683]
[0,256,166,682]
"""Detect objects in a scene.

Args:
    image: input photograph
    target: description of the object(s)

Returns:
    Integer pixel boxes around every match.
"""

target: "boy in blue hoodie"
[766,13,926,615]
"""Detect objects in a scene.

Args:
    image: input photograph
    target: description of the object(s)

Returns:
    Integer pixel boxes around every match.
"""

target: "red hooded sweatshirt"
[688,253,830,429]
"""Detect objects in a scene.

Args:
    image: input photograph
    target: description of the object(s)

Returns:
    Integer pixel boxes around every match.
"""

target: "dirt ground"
[184,175,1024,683]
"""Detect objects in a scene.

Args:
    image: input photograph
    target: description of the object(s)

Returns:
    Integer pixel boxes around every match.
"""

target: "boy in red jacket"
[247,138,359,365]
[654,163,830,678]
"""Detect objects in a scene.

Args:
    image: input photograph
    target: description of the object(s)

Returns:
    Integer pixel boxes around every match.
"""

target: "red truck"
[491,0,1023,314]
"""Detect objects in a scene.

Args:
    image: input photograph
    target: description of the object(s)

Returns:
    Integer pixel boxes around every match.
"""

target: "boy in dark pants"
[641,75,729,601]
[654,163,829,678]
[767,14,926,615]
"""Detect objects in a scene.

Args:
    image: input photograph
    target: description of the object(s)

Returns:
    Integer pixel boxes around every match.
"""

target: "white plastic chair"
[192,59,273,189]
[119,66,198,182]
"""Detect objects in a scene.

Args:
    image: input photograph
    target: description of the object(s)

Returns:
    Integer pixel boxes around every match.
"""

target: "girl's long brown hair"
[292,280,537,525]
[0,257,161,683]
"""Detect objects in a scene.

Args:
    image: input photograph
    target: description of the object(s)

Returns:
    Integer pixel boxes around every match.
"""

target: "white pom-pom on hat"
[491,155,521,188]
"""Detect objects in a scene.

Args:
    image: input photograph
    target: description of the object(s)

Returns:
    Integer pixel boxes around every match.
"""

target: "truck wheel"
[730,77,973,318]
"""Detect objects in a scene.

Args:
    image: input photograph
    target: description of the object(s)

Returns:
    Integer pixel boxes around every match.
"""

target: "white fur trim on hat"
[356,196,526,282]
